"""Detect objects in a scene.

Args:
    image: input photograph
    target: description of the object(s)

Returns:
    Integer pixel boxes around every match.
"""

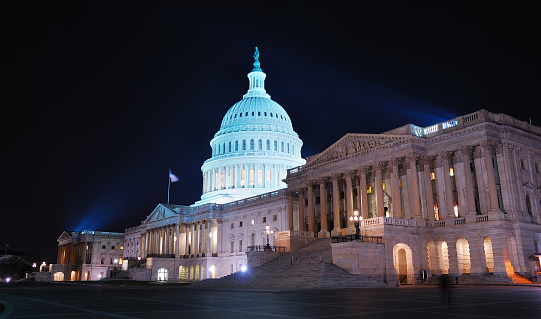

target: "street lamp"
[349,210,363,240]
[264,224,273,250]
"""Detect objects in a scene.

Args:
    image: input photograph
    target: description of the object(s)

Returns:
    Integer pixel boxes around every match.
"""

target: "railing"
[454,217,466,225]
[476,214,489,222]
[146,254,175,258]
[434,220,446,227]
[246,245,286,252]
[331,235,384,244]
[361,217,416,227]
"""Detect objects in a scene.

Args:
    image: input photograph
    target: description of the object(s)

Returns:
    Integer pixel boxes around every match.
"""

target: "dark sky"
[3,1,539,262]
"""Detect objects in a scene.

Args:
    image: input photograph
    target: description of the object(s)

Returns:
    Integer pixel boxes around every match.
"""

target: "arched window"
[281,142,284,152]
[292,144,295,155]
[258,169,263,185]
[241,169,245,187]
[250,139,254,150]
[287,143,290,153]
[484,237,495,273]
[266,140,270,150]
[223,143,225,154]
[228,142,231,153]
[235,140,238,152]
[274,140,278,151]
[258,139,262,150]
[242,140,246,151]
[249,169,255,186]
[267,169,271,181]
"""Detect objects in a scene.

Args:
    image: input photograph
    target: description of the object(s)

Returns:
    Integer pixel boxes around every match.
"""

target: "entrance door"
[398,249,408,284]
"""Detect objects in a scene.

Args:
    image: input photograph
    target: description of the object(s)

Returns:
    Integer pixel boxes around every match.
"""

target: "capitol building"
[52,49,541,285]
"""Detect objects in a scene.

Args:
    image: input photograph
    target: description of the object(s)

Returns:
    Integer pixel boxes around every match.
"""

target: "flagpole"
[167,168,171,205]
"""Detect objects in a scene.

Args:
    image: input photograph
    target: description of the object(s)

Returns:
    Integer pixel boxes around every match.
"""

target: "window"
[526,195,533,216]
[250,139,254,150]
[111,246,115,250]
[251,218,255,225]
[158,268,168,282]
[273,215,277,221]
[535,163,540,173]
[242,140,246,151]
[230,241,234,253]
[258,139,262,150]
[239,221,243,227]
[281,142,284,152]
[266,140,270,150]
[228,142,231,152]
[241,169,245,186]
[263,216,267,223]
[249,169,255,185]
[520,159,526,170]
[239,240,243,252]
[430,171,436,180]
[287,143,290,153]
[235,140,238,152]
[366,186,372,194]
[231,223,234,229]
[449,167,454,176]
[102,245,106,249]
[258,169,263,185]
[382,181,385,190]
[266,169,271,181]
[274,140,278,151]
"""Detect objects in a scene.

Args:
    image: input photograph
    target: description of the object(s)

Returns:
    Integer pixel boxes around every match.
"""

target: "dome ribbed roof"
[216,97,295,136]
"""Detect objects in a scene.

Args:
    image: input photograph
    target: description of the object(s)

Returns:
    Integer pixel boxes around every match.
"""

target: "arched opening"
[179,266,188,282]
[195,265,200,281]
[157,268,168,282]
[438,241,450,274]
[84,271,90,281]
[393,243,414,284]
[189,265,194,281]
[53,272,64,281]
[70,270,77,281]
[210,264,216,279]
[484,237,495,273]
[456,239,471,274]
[427,241,439,275]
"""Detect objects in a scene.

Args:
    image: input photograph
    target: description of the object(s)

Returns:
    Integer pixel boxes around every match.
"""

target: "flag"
[169,170,179,183]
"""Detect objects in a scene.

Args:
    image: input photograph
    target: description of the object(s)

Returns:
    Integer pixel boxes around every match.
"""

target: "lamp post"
[264,224,273,250]
[349,210,363,240]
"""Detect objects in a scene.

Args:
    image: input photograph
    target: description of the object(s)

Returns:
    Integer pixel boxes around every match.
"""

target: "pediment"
[145,204,179,223]
[306,133,409,166]
[523,182,536,190]
[57,231,73,242]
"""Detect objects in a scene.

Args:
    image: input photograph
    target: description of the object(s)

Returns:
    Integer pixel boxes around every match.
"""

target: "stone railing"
[362,217,416,227]
[146,254,175,258]
[275,230,314,239]
[476,214,489,222]
[434,220,446,227]
[331,235,384,244]
[454,217,466,225]
[246,245,286,253]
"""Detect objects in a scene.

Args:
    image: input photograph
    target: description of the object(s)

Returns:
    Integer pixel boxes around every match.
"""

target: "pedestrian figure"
[439,274,453,305]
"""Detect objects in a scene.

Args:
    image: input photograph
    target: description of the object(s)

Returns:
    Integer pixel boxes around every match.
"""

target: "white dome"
[195,48,305,206]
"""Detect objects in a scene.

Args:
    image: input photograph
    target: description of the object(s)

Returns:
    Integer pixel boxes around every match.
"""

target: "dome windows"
[235,140,239,152]
[264,112,267,116]
[250,139,254,150]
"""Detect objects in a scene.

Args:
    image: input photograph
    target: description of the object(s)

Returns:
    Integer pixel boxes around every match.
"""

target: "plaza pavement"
[0,282,540,319]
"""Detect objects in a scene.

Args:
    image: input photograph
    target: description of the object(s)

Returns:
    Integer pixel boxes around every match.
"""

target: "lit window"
[449,167,454,176]
[434,203,439,221]
[266,169,271,181]
[258,169,263,185]
[366,185,372,194]
[120,246,124,250]
[241,169,245,186]
[382,181,385,190]
[249,169,255,185]
[251,219,255,225]
[454,201,459,217]
[430,171,436,180]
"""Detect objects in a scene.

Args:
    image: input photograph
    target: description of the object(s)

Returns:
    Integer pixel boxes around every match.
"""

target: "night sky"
[4,2,539,262]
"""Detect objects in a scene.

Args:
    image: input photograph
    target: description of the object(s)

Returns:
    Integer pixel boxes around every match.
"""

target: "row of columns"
[140,220,216,258]
[203,164,286,193]
[288,142,506,237]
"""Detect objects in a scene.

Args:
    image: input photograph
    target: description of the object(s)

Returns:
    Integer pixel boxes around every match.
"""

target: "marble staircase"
[188,238,386,289]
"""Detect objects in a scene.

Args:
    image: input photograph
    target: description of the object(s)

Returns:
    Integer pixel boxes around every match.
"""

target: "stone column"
[374,162,385,217]
[434,154,448,220]
[307,182,316,233]
[287,191,294,231]
[460,146,477,217]
[512,146,526,213]
[298,189,305,231]
[345,170,355,234]
[331,174,341,236]
[453,152,466,218]
[318,177,329,238]
[481,141,501,214]
[467,237,486,275]
[359,167,369,221]
[389,158,402,218]
[406,153,422,220]
[421,157,435,222]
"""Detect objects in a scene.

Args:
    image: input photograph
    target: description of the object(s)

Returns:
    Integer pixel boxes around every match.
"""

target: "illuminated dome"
[196,48,305,205]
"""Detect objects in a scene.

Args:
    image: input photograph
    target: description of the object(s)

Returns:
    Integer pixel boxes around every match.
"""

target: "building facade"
[285,109,541,283]
[52,230,124,281]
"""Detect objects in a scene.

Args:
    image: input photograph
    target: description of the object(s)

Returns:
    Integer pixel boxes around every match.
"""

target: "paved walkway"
[1,282,540,318]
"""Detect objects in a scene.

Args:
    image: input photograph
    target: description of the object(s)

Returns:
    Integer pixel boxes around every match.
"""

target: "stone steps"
[188,238,386,289]
[508,273,533,284]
